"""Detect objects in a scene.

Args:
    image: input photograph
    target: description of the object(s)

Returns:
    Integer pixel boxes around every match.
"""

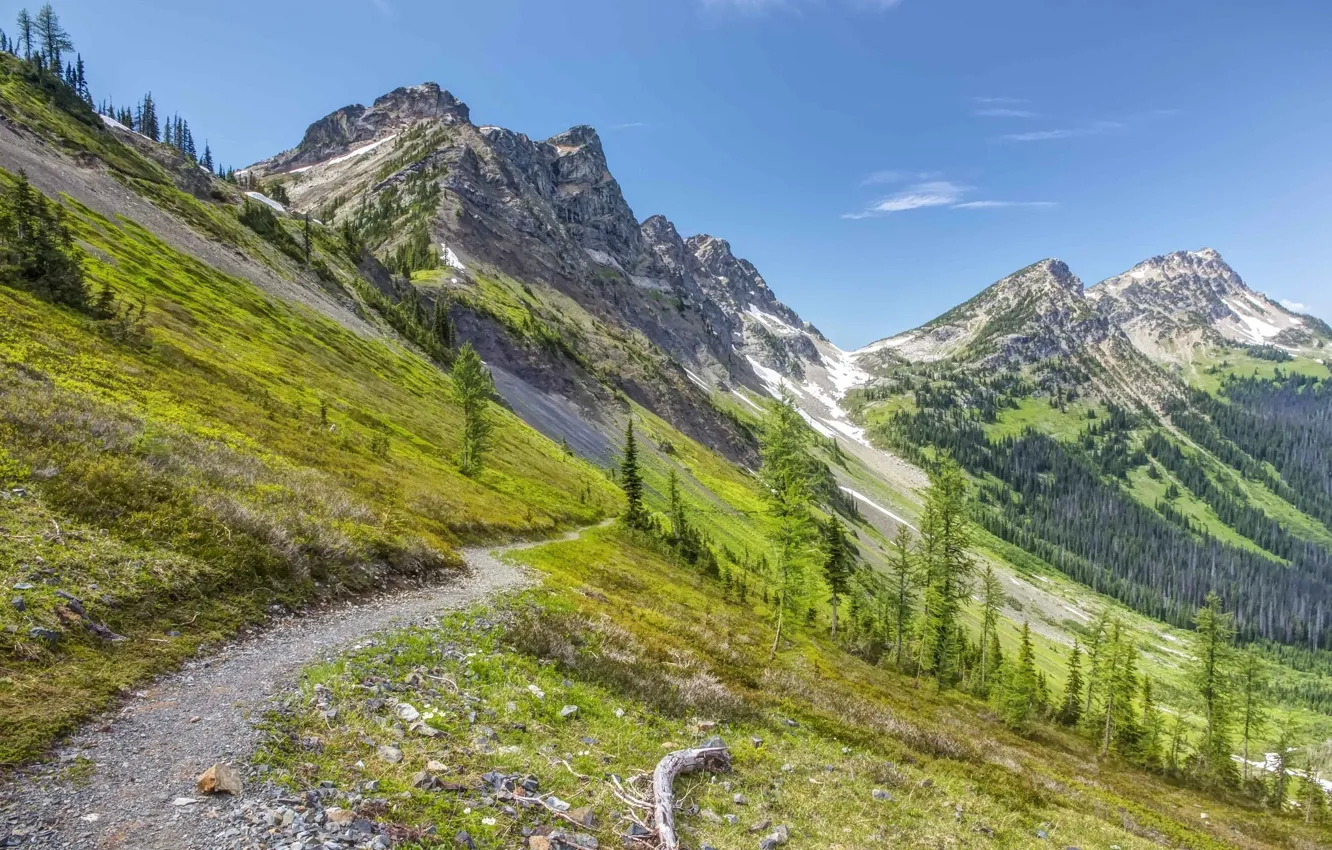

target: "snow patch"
[838,487,916,530]
[440,242,466,272]
[1223,297,1281,341]
[731,390,765,414]
[745,303,799,336]
[290,134,398,174]
[244,192,287,214]
[683,368,710,391]
[584,248,624,272]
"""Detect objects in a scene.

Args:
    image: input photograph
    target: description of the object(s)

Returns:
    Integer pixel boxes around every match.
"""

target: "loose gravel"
[0,529,593,849]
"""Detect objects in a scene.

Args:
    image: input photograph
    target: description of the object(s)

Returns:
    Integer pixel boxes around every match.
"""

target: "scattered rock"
[733,793,749,805]
[397,702,421,723]
[27,626,62,644]
[560,704,579,719]
[872,788,893,801]
[528,684,545,700]
[10,597,23,612]
[377,744,404,763]
[196,762,244,795]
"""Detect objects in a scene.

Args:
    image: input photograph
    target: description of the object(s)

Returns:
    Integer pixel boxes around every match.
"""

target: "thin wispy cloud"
[368,0,393,15]
[975,107,1038,118]
[998,120,1124,142]
[701,0,902,13]
[843,180,969,218]
[610,121,650,130]
[975,97,1029,106]
[860,169,938,186]
[952,200,1057,209]
[1280,299,1309,313]
[844,175,1056,218]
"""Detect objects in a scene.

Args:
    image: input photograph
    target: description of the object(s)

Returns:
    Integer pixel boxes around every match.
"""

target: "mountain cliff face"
[1087,248,1327,360]
[246,82,848,457]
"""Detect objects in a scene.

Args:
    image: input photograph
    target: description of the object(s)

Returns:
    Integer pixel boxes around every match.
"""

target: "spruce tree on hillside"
[1139,677,1164,769]
[1192,591,1238,787]
[15,9,33,61]
[918,455,974,686]
[886,524,917,668]
[34,4,71,70]
[138,92,159,141]
[0,170,86,308]
[820,516,855,639]
[619,418,646,529]
[449,343,494,477]
[761,389,817,659]
[1000,621,1039,727]
[1236,646,1267,785]
[1056,639,1084,726]
[201,142,214,174]
[977,562,1004,696]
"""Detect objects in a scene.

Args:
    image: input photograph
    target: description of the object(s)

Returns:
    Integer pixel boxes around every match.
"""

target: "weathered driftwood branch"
[652,739,732,850]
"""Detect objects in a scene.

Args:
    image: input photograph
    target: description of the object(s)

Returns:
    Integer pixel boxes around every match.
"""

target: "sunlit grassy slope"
[256,524,1331,850]
[0,173,618,763]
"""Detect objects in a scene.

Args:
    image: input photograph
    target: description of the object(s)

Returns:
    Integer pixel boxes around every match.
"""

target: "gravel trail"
[0,527,595,849]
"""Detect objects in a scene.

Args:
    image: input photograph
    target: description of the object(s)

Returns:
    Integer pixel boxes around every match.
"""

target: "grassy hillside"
[256,524,1332,850]
[0,166,619,763]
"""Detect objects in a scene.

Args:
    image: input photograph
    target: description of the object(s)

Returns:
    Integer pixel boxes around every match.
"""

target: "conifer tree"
[619,418,647,529]
[0,170,86,308]
[201,142,214,174]
[1236,645,1268,784]
[35,4,71,70]
[138,92,159,141]
[74,53,87,101]
[820,516,855,639]
[1057,639,1084,726]
[977,562,1004,696]
[1298,740,1331,825]
[449,342,494,477]
[761,389,816,659]
[886,524,917,668]
[1269,723,1294,810]
[1192,591,1238,787]
[918,455,974,686]
[1139,677,1163,769]
[1167,712,1191,777]
[1000,621,1039,727]
[15,9,33,60]
[1082,608,1111,727]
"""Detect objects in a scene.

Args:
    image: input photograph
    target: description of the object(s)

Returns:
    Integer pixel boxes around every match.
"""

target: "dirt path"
[0,527,596,849]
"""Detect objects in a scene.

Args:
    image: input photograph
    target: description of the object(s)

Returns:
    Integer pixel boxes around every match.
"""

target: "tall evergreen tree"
[34,3,71,70]
[0,170,86,308]
[138,92,159,141]
[999,621,1038,727]
[1299,740,1331,825]
[977,562,1004,696]
[1269,723,1294,810]
[15,9,33,60]
[1167,711,1191,777]
[1236,646,1268,785]
[761,389,817,659]
[449,343,494,477]
[1057,640,1084,726]
[1081,608,1111,727]
[201,142,214,174]
[886,524,917,668]
[1139,677,1163,769]
[1192,591,1238,787]
[820,516,855,639]
[918,455,974,686]
[619,417,647,529]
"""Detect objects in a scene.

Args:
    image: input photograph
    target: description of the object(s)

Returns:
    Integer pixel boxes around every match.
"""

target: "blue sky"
[37,0,1332,347]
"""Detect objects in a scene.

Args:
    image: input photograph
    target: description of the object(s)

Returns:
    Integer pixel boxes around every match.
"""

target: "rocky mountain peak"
[277,82,469,171]
[1086,247,1317,351]
[370,82,471,126]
